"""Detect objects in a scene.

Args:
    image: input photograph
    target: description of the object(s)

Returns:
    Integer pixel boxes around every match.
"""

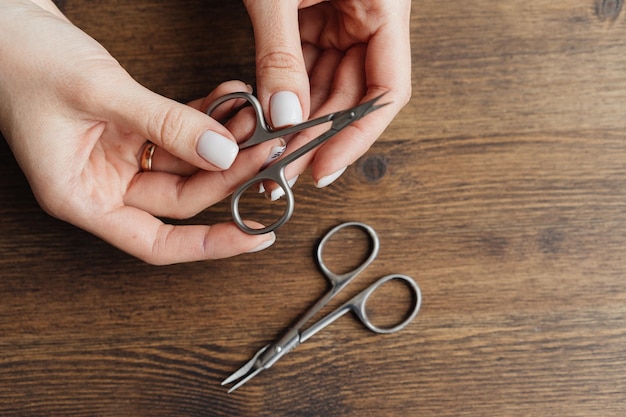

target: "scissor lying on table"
[222,222,422,393]
[206,93,389,235]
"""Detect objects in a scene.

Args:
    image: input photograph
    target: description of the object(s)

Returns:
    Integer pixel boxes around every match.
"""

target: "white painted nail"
[270,175,299,201]
[246,233,276,253]
[270,91,303,128]
[316,166,347,188]
[261,140,287,169]
[196,130,239,169]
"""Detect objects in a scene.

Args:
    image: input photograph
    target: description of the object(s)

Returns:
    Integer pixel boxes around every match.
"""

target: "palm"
[82,124,147,212]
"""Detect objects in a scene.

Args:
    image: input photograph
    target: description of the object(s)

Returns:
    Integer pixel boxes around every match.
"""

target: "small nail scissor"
[206,93,389,235]
[221,222,422,393]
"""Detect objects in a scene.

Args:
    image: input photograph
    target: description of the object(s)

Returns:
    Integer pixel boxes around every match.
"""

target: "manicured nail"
[197,130,238,169]
[270,91,303,128]
[246,233,276,253]
[261,140,287,169]
[316,167,347,188]
[270,175,299,201]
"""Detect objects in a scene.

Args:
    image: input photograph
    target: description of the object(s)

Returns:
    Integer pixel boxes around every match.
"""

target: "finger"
[244,0,310,128]
[299,3,341,49]
[312,52,401,187]
[143,81,256,177]
[189,80,253,117]
[308,14,414,183]
[308,48,344,114]
[260,47,342,197]
[302,42,322,75]
[97,74,240,171]
[302,1,413,134]
[125,138,284,219]
[92,207,276,265]
[193,86,264,147]
[269,46,367,193]
[148,146,198,176]
[361,3,413,113]
[223,106,260,145]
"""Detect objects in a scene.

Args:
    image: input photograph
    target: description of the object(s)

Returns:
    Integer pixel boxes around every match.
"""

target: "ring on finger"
[139,141,157,172]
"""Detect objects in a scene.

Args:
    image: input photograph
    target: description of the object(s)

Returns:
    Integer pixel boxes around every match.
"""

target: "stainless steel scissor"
[206,93,389,235]
[222,222,422,393]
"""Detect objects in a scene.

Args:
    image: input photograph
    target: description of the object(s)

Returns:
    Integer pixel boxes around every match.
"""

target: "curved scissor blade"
[222,344,269,387]
[328,92,391,130]
[226,367,264,393]
[270,93,393,170]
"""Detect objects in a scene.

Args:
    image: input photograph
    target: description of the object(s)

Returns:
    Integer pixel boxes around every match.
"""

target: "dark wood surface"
[2,1,626,415]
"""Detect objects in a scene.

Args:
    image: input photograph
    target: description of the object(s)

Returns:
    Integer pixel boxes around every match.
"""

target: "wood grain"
[2,0,626,416]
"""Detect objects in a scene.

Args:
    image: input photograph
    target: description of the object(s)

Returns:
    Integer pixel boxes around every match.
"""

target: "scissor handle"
[205,92,274,149]
[350,274,422,334]
[231,161,295,235]
[316,222,380,287]
[300,274,421,343]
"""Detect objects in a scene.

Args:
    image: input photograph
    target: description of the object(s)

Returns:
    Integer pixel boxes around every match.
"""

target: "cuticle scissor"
[221,222,422,393]
[206,93,390,235]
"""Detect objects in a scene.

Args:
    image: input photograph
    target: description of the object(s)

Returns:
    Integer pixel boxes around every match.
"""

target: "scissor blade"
[325,92,391,131]
[270,93,391,169]
[222,344,268,386]
[276,92,390,137]
[226,367,264,393]
[349,93,391,119]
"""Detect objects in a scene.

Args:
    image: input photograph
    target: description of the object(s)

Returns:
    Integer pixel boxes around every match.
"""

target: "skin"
[0,0,280,264]
[0,0,412,265]
[244,0,413,184]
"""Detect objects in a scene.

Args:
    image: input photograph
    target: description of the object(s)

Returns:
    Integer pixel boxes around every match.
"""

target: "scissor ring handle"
[231,163,295,235]
[206,91,266,128]
[352,274,422,334]
[206,92,271,148]
[316,222,380,286]
[208,92,295,235]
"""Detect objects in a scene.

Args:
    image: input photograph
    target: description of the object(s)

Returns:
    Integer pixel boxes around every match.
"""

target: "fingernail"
[270,175,299,201]
[261,139,287,169]
[197,130,238,169]
[316,167,347,188]
[270,91,303,128]
[246,233,276,253]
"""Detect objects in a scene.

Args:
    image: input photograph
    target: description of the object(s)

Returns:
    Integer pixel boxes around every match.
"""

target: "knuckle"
[149,104,188,150]
[148,225,178,265]
[256,50,304,76]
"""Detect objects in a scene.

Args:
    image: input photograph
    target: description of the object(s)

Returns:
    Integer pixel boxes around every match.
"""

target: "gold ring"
[139,141,157,172]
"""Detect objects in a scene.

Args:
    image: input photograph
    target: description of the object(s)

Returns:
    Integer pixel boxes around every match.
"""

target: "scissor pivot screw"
[275,346,282,353]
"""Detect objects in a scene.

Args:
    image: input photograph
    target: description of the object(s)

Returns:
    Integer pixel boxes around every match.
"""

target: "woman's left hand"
[244,0,412,190]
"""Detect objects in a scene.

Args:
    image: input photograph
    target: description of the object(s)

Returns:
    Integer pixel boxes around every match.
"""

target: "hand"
[244,0,412,192]
[0,0,281,264]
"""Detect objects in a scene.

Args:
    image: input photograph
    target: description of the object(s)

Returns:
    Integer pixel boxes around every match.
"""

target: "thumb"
[244,0,310,127]
[107,79,239,171]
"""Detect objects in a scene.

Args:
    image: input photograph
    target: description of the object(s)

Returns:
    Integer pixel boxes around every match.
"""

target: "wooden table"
[2,1,626,415]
